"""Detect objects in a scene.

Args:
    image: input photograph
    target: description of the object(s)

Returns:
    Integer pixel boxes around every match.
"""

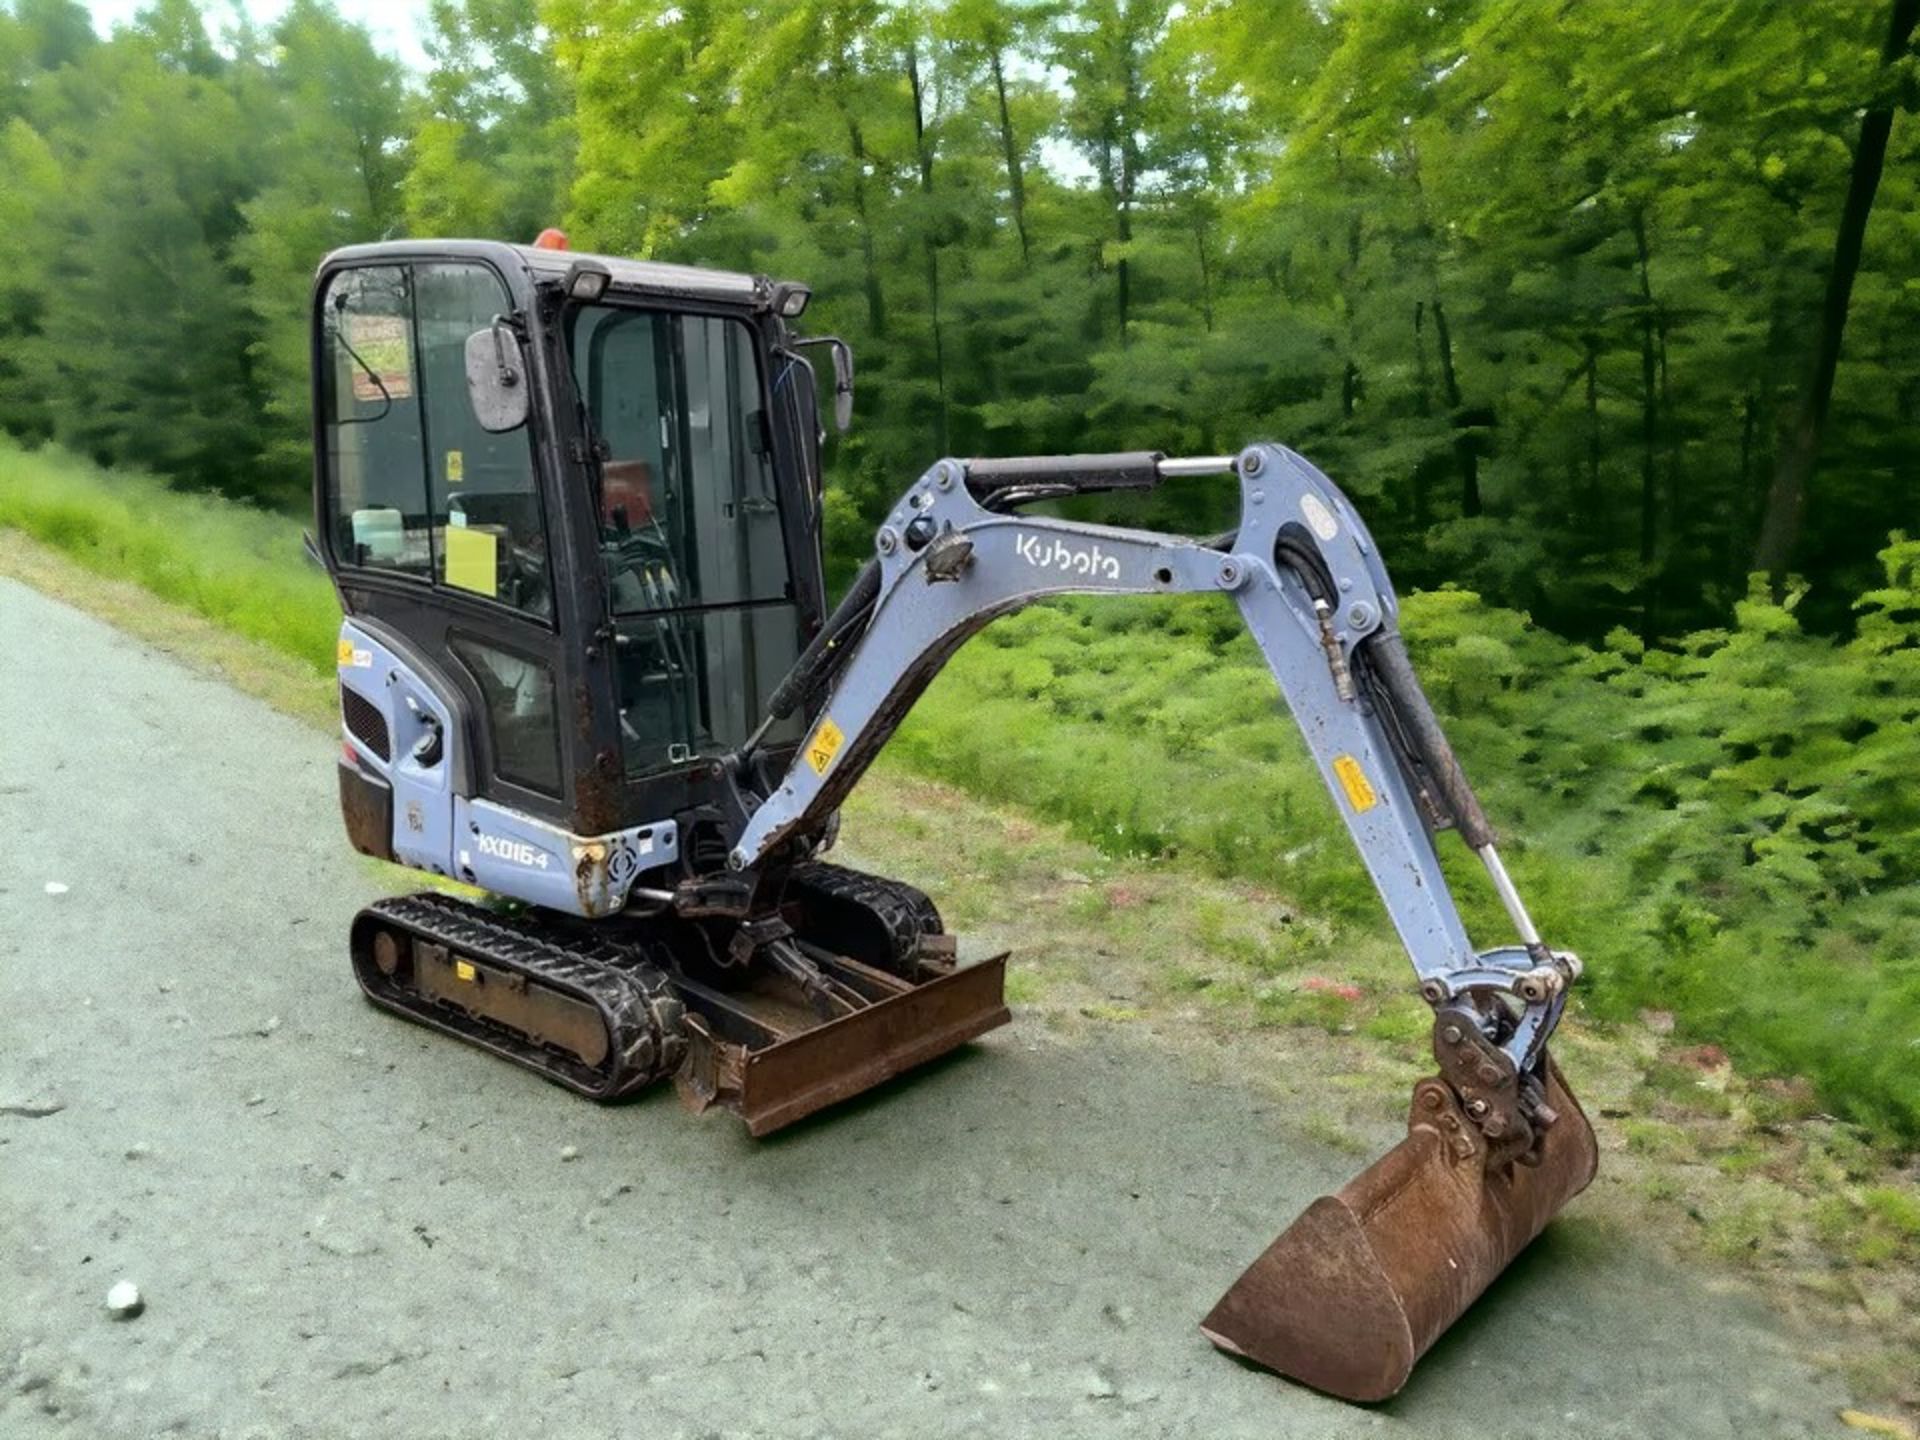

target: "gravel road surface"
[0,578,1855,1438]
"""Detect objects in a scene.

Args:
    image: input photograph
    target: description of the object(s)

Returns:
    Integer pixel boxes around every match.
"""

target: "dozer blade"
[673,948,1011,1137]
[1201,1057,1597,1402]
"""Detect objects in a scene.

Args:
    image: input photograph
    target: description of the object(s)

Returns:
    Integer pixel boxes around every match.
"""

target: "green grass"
[5,435,1917,1141]
[0,436,338,671]
[886,562,1920,1140]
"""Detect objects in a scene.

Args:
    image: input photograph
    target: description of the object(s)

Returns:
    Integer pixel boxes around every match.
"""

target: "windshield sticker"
[345,313,412,402]
[444,523,497,598]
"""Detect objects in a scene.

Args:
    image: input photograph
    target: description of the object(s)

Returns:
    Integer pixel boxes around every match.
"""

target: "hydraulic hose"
[763,558,882,723]
[1362,630,1496,851]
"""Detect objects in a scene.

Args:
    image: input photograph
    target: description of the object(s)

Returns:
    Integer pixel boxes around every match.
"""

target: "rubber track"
[351,892,687,1101]
[786,861,943,975]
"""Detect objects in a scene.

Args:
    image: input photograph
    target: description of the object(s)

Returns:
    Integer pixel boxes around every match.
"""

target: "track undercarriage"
[349,863,1011,1136]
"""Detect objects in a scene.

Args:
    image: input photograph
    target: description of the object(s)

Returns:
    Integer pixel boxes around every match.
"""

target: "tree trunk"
[1192,213,1214,332]
[1658,303,1678,544]
[1112,49,1142,343]
[1432,298,1481,517]
[1736,392,1757,585]
[1752,0,1918,580]
[1633,209,1659,569]
[988,49,1031,266]
[907,44,949,452]
[1413,301,1432,418]
[1584,339,1601,519]
[1412,302,1434,528]
[844,115,886,339]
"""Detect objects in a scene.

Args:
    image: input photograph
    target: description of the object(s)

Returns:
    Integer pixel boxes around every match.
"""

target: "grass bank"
[0,437,338,669]
[4,435,1917,1139]
[892,569,1920,1140]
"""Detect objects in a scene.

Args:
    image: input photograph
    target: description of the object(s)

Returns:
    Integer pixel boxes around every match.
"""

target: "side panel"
[337,619,459,879]
[453,799,679,918]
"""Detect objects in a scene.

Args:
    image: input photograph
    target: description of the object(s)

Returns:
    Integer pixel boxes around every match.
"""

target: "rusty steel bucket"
[1200,1058,1597,1402]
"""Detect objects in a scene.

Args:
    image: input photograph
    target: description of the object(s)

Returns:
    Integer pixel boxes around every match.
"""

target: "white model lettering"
[1014,534,1121,580]
[477,833,550,870]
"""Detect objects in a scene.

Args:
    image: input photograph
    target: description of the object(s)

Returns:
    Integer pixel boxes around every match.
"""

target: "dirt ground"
[0,577,1866,1438]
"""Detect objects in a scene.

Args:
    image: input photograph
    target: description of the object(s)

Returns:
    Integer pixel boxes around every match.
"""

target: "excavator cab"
[313,237,1596,1406]
[313,239,1009,1132]
[312,241,828,846]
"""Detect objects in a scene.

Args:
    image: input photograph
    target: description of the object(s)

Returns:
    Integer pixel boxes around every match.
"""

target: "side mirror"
[827,338,854,433]
[464,320,529,433]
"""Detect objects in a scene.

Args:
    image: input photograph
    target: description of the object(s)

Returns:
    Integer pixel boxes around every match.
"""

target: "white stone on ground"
[105,1281,143,1320]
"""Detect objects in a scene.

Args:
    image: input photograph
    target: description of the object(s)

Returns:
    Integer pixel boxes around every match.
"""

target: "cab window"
[322,261,551,620]
[450,634,563,796]
[321,266,429,581]
[565,305,803,772]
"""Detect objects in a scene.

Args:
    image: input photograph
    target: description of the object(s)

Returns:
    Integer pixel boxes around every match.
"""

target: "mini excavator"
[311,234,1597,1402]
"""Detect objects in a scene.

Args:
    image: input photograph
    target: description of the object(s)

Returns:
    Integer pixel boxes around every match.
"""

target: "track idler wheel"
[1200,1056,1597,1402]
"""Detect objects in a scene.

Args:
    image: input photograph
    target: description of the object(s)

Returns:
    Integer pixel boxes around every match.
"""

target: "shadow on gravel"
[747,1043,991,1148]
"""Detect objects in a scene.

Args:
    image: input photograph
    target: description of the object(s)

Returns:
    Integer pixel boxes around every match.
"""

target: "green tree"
[408,0,570,241]
[238,0,410,490]
[25,5,266,491]
[1752,0,1920,582]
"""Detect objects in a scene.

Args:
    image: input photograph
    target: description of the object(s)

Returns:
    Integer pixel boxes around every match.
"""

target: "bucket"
[1201,1058,1597,1402]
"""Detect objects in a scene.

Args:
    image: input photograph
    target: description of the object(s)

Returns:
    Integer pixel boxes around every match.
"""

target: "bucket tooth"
[1201,1058,1597,1402]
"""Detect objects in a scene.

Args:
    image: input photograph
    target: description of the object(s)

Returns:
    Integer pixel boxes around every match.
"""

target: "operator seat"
[602,459,655,531]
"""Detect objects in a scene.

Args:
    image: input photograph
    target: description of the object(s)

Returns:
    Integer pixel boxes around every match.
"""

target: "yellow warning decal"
[454,959,477,983]
[444,523,498,598]
[1333,754,1378,813]
[446,449,464,484]
[337,638,355,667]
[805,716,846,775]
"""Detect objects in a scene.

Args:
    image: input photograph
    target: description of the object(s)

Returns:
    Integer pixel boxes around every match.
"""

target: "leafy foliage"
[887,552,1920,1135]
[0,0,1913,625]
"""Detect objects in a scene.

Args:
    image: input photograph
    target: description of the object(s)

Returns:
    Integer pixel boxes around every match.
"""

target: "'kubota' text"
[1014,535,1121,580]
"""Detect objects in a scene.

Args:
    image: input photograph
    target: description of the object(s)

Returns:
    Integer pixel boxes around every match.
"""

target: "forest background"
[1,0,1917,1140]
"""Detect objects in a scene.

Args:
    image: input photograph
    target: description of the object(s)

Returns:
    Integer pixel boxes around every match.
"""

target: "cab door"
[318,257,579,860]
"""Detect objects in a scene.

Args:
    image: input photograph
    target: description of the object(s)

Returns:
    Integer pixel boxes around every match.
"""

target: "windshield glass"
[565,304,803,772]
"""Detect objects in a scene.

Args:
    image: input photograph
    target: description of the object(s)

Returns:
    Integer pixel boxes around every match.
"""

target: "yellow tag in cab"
[805,716,845,776]
[454,959,476,983]
[1332,754,1378,813]
[446,449,464,484]
[444,523,497,597]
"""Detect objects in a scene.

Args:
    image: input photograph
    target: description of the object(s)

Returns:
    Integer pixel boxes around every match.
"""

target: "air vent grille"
[341,684,390,761]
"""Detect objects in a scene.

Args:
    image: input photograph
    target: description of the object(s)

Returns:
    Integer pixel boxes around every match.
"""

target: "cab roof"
[320,238,774,310]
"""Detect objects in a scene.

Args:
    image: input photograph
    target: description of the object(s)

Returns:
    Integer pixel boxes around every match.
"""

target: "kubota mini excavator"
[311,235,1597,1402]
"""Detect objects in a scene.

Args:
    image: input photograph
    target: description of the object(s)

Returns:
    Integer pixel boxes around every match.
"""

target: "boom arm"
[729,443,1578,1137]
